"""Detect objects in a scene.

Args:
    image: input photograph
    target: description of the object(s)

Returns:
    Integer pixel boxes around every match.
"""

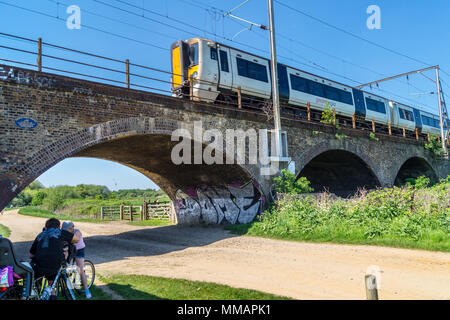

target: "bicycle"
[65,255,95,296]
[0,236,77,300]
[35,263,76,300]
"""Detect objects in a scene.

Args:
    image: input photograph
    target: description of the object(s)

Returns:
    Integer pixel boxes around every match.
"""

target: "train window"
[366,98,386,114]
[308,80,324,97]
[189,42,199,66]
[399,108,414,121]
[236,57,268,82]
[210,47,218,61]
[340,90,353,105]
[422,115,440,128]
[219,50,229,72]
[324,86,340,102]
[290,74,308,93]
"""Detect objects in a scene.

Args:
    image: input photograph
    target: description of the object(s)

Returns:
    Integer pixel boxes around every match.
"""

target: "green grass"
[227,223,450,252]
[18,206,105,223]
[0,224,11,237]
[17,206,174,227]
[97,274,290,300]
[56,284,114,300]
[226,183,450,252]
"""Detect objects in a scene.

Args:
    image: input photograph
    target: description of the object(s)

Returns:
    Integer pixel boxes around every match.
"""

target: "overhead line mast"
[357,65,448,158]
[223,0,290,173]
[267,0,283,161]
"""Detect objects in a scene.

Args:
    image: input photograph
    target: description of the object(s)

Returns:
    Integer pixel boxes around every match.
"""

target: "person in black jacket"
[29,218,80,300]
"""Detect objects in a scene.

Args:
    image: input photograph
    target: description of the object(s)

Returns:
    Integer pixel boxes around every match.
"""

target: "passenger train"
[171,37,446,136]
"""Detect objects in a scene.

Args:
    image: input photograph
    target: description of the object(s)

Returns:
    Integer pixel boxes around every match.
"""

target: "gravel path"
[1,210,449,300]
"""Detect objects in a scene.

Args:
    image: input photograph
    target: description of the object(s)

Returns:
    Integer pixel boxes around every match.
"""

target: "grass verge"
[0,224,11,237]
[227,183,450,253]
[97,274,290,300]
[17,206,105,223]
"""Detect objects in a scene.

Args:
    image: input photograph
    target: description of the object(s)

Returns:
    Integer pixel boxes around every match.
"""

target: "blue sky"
[1,0,449,190]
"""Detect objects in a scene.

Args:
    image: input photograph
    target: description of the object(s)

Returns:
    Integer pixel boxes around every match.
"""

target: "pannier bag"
[0,266,21,288]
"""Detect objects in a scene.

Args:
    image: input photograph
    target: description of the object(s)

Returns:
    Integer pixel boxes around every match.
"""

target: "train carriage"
[171,38,446,138]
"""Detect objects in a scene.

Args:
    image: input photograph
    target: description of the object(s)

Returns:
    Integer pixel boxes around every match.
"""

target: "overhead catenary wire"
[175,0,437,109]
[0,0,168,52]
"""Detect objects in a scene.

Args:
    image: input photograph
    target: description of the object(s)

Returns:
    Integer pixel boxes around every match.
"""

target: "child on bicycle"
[62,221,91,299]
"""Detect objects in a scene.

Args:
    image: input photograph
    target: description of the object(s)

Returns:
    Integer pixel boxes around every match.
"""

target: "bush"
[30,191,47,206]
[273,169,313,194]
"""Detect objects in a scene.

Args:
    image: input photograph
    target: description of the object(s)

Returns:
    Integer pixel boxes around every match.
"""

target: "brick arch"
[0,117,265,224]
[393,156,439,186]
[295,140,383,186]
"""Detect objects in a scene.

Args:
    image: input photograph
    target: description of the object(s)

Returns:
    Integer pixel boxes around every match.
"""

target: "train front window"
[189,43,199,66]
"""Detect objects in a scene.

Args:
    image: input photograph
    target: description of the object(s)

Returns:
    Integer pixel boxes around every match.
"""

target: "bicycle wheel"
[59,274,76,300]
[72,260,95,294]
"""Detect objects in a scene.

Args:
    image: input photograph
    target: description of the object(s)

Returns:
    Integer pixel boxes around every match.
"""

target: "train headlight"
[192,71,198,79]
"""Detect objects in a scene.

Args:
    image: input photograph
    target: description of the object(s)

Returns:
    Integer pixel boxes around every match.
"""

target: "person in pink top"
[62,221,91,299]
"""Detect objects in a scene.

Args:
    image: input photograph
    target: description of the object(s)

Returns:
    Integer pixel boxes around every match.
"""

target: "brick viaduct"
[1,64,448,224]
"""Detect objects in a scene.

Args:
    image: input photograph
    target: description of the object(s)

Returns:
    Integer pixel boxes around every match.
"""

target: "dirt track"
[1,210,449,300]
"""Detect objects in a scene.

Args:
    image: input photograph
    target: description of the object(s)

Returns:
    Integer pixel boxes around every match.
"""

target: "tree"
[43,189,65,211]
[28,180,45,190]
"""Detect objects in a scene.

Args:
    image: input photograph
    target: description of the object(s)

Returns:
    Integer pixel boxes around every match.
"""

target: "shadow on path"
[9,224,239,265]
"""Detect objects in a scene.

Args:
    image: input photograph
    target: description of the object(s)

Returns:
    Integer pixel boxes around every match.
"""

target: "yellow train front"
[170,38,224,103]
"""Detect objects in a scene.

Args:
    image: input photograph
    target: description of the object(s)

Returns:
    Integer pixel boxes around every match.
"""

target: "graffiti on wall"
[174,180,265,225]
[0,66,56,88]
[0,177,17,192]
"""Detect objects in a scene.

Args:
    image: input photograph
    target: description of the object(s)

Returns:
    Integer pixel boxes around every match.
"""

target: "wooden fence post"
[129,205,133,221]
[352,113,356,129]
[372,118,375,133]
[415,128,419,141]
[427,131,430,142]
[120,205,124,220]
[126,59,130,89]
[143,201,147,220]
[332,108,336,125]
[37,37,42,72]
[307,102,311,121]
[237,86,242,109]
[388,122,391,136]
[402,126,406,138]
[365,274,379,300]
[100,207,104,220]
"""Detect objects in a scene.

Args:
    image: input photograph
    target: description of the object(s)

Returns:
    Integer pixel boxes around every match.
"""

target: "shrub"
[273,169,313,194]
[30,191,47,206]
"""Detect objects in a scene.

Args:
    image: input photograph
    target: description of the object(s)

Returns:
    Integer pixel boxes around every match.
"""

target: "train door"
[170,40,190,93]
[218,47,232,90]
[413,108,423,131]
[352,89,366,118]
